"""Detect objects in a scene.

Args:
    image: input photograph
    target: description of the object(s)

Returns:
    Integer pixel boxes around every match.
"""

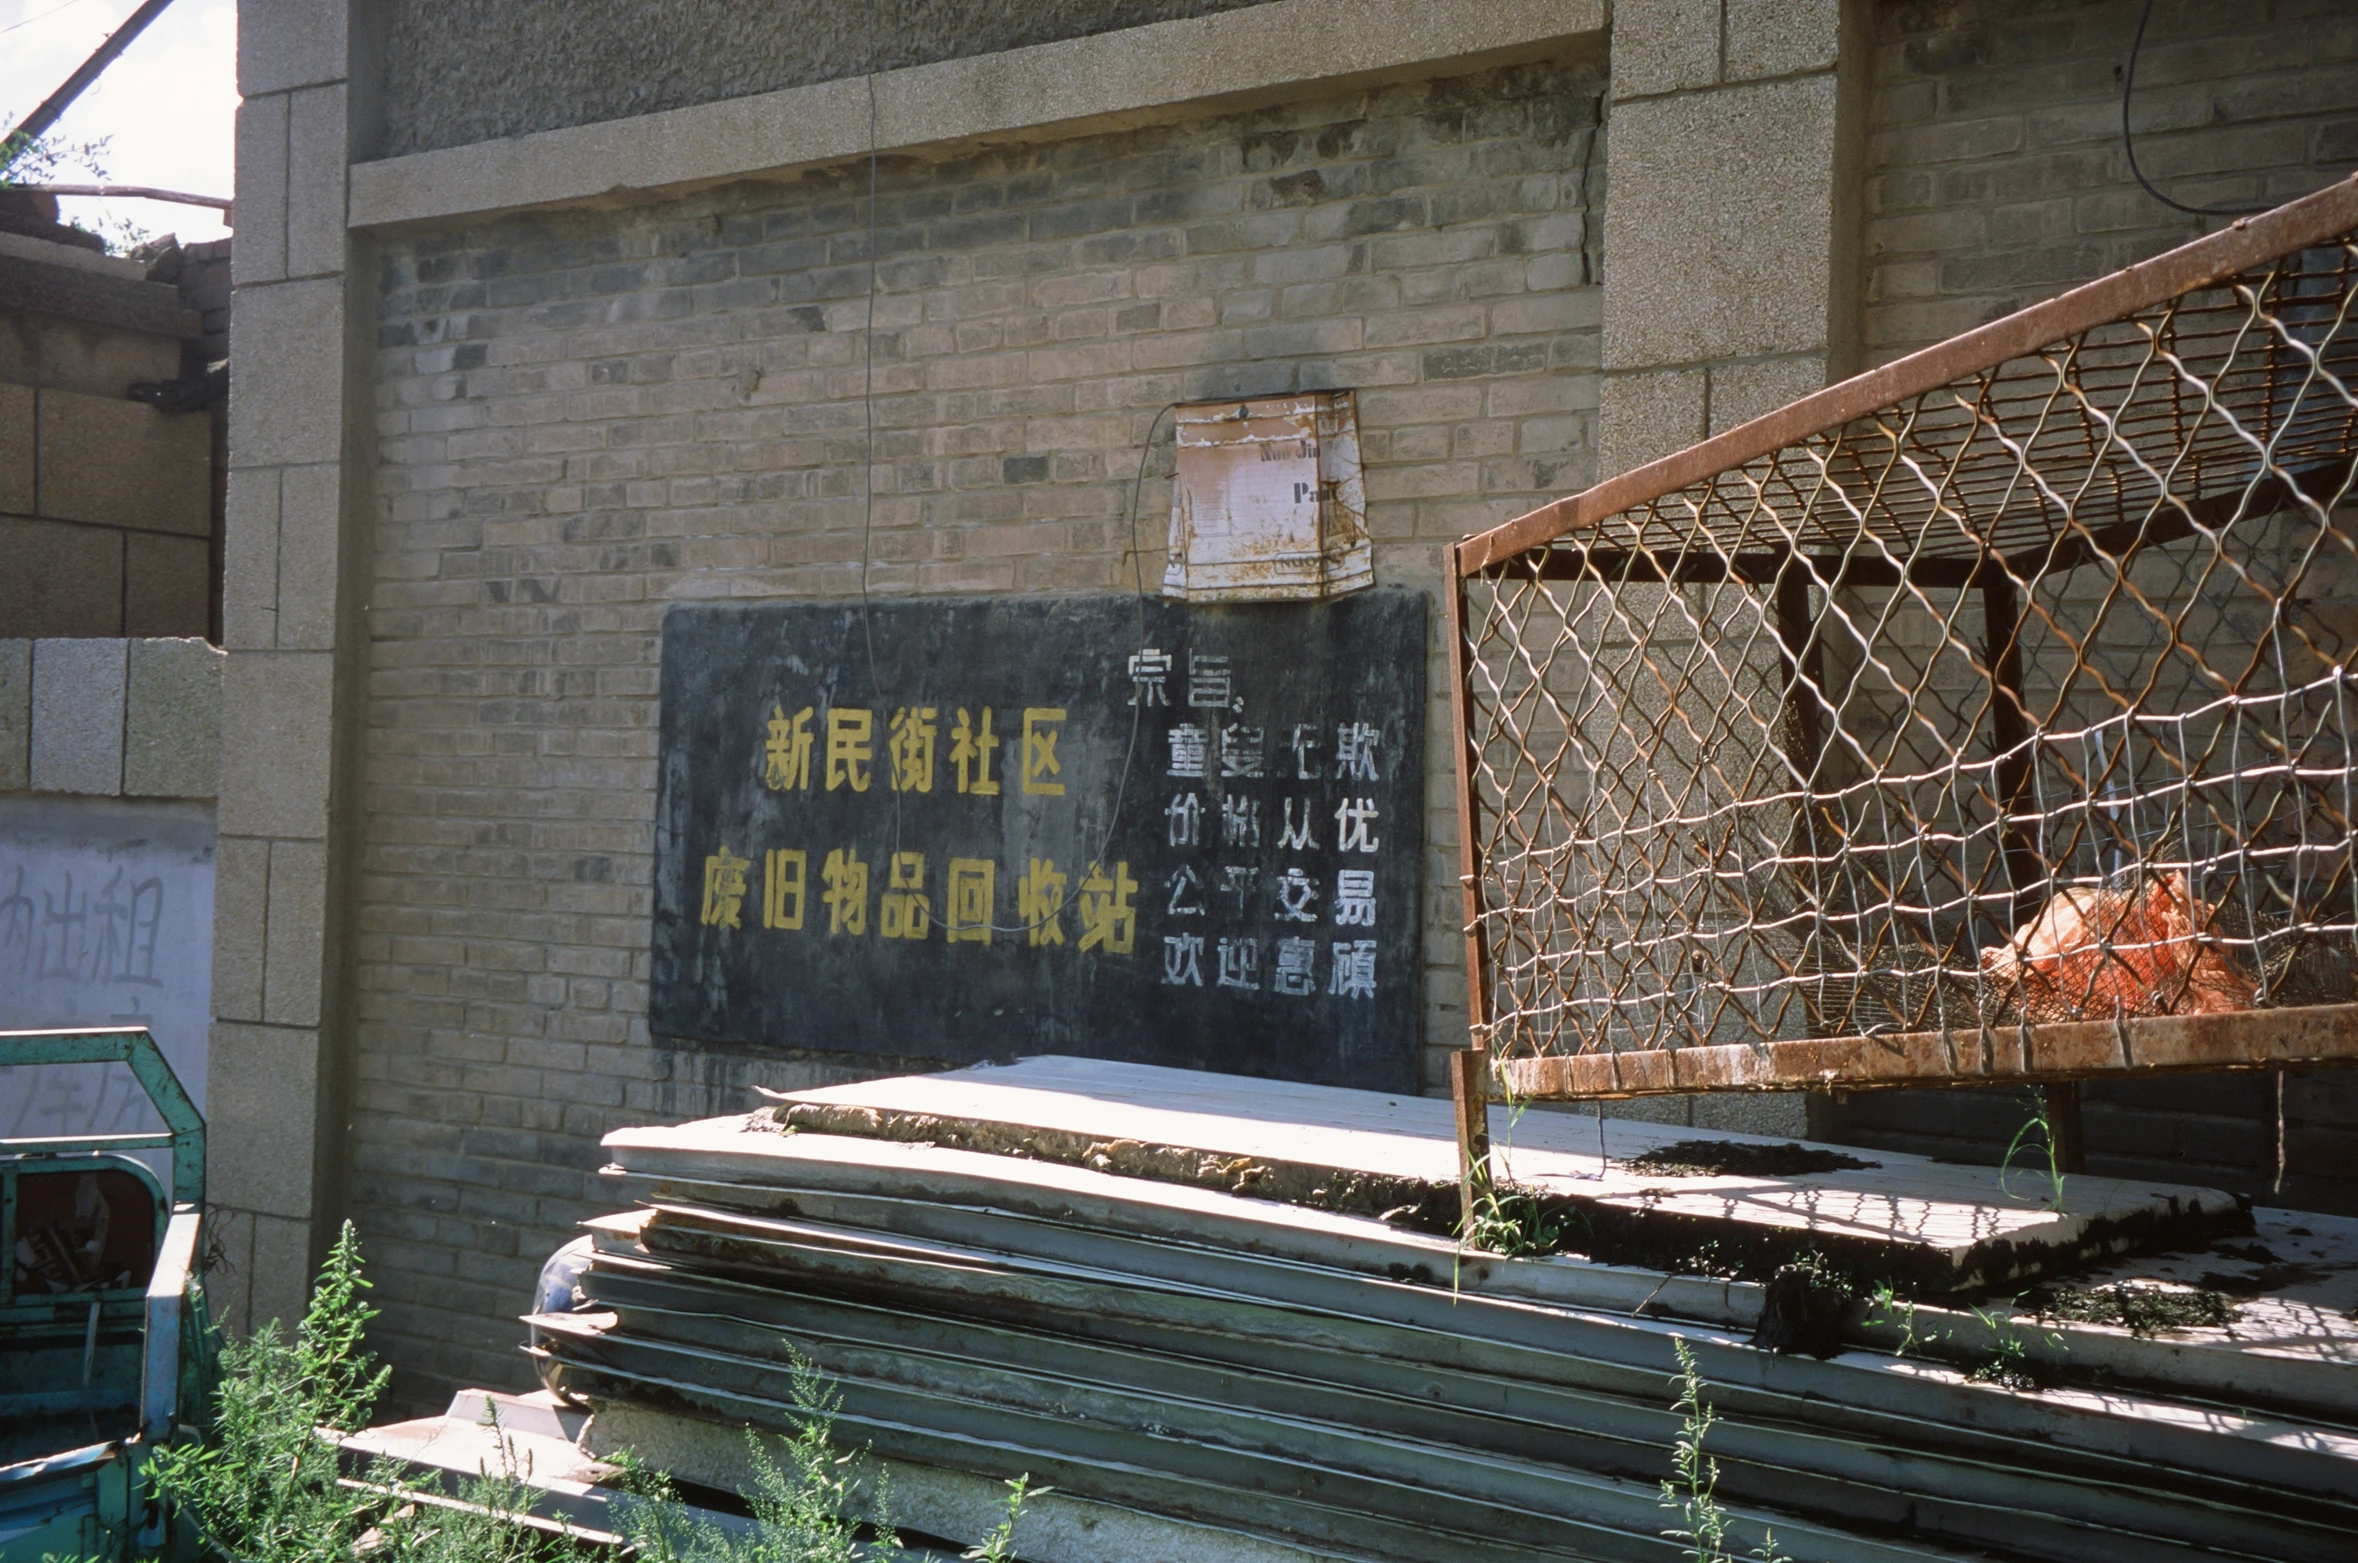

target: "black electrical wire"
[2122,0,2268,220]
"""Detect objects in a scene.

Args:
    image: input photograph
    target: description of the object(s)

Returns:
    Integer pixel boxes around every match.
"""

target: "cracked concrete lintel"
[347,0,1607,231]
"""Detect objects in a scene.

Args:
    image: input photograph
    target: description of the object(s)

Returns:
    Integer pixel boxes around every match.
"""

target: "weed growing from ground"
[149,1221,389,1563]
[1658,1340,1788,1563]
[960,1476,1040,1563]
[1457,1076,1569,1263]
[615,1357,908,1563]
[2000,1091,2067,1211]
[150,1227,1029,1563]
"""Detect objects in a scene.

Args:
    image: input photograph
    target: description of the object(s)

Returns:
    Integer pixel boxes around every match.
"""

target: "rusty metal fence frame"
[1448,174,2358,1113]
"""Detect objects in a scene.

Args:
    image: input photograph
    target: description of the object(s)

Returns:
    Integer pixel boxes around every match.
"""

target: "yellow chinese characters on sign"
[946,857,994,943]
[736,690,1138,962]
[889,708,938,793]
[702,845,751,929]
[1021,707,1065,796]
[763,848,806,930]
[764,706,814,791]
[882,851,931,939]
[1078,861,1137,954]
[827,709,873,792]
[822,847,869,934]
[1018,857,1066,947]
[951,708,1000,796]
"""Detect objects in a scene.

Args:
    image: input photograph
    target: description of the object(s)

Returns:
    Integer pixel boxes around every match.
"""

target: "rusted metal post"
[1445,545,1497,1233]
[1773,555,1828,775]
[1982,567,2086,1174]
[1450,1047,1491,1238]
[2044,1081,2088,1177]
[1774,555,1833,1031]
[1445,544,1496,1052]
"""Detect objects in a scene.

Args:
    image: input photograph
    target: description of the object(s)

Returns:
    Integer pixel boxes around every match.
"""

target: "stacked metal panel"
[533,1115,2358,1563]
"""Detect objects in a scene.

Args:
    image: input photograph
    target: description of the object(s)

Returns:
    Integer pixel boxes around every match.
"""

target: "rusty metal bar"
[1444,543,1496,1052]
[1448,1047,1489,1238]
[1466,458,2353,590]
[1445,547,1498,1228]
[1458,171,2358,574]
[1494,1001,2358,1098]
[1447,172,2358,1105]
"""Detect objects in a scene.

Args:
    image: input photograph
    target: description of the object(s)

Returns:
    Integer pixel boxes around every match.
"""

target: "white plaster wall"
[0,796,217,1147]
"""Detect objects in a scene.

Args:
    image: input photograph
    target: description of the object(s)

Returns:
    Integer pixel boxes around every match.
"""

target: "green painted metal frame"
[1,1029,204,1209]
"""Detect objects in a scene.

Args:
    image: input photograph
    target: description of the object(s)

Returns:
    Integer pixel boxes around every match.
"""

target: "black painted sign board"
[649,590,1425,1090]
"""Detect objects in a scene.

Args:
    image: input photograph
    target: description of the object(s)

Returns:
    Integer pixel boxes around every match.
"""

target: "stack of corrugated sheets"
[533,1057,2358,1563]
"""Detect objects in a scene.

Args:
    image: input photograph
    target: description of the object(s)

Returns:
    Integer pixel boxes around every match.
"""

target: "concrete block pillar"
[1589,0,1869,1136]
[1597,0,1868,474]
[211,0,361,1333]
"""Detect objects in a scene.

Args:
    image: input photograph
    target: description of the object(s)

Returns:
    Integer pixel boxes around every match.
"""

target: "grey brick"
[348,52,1611,1410]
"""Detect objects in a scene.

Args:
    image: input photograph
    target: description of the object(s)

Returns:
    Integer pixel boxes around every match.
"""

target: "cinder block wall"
[0,386,213,639]
[0,637,223,797]
[1824,0,2358,1209]
[356,56,1604,1400]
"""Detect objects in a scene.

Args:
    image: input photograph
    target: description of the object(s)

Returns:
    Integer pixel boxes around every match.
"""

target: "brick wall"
[1864,0,2358,362]
[1825,0,2358,1209]
[355,56,1603,1403]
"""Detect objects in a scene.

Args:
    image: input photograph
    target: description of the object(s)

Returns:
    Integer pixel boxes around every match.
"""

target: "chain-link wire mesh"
[1452,182,2358,1092]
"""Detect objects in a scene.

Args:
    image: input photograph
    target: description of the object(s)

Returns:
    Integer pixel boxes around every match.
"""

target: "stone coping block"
[0,383,30,514]
[1601,74,1840,368]
[0,639,26,790]
[126,637,225,797]
[2,637,224,798]
[29,637,126,793]
[348,0,1606,231]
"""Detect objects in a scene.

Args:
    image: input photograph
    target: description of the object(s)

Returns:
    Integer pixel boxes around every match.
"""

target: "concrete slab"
[600,1124,1767,1327]
[769,1056,2241,1291]
[1856,1207,2358,1418]
[341,1389,607,1494]
[590,1403,1349,1563]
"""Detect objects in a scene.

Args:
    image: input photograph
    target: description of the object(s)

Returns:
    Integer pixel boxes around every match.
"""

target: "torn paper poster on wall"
[1164,391,1372,601]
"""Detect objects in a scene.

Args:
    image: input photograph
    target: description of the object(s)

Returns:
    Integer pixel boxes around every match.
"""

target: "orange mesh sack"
[1979,872,2256,1022]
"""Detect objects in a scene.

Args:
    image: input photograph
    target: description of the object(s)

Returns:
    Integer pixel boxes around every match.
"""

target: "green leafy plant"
[1863,1282,1923,1357]
[1462,1169,1566,1259]
[960,1476,1040,1563]
[610,1353,1034,1563]
[150,1227,1031,1563]
[150,1221,390,1563]
[1457,1075,1570,1261]
[1999,1091,2067,1211]
[0,124,150,252]
[1658,1340,1788,1563]
[1860,1284,2069,1387]
[1959,1302,2065,1391]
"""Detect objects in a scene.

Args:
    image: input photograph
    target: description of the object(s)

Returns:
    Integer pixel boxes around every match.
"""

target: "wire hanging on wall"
[2121,0,2269,220]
